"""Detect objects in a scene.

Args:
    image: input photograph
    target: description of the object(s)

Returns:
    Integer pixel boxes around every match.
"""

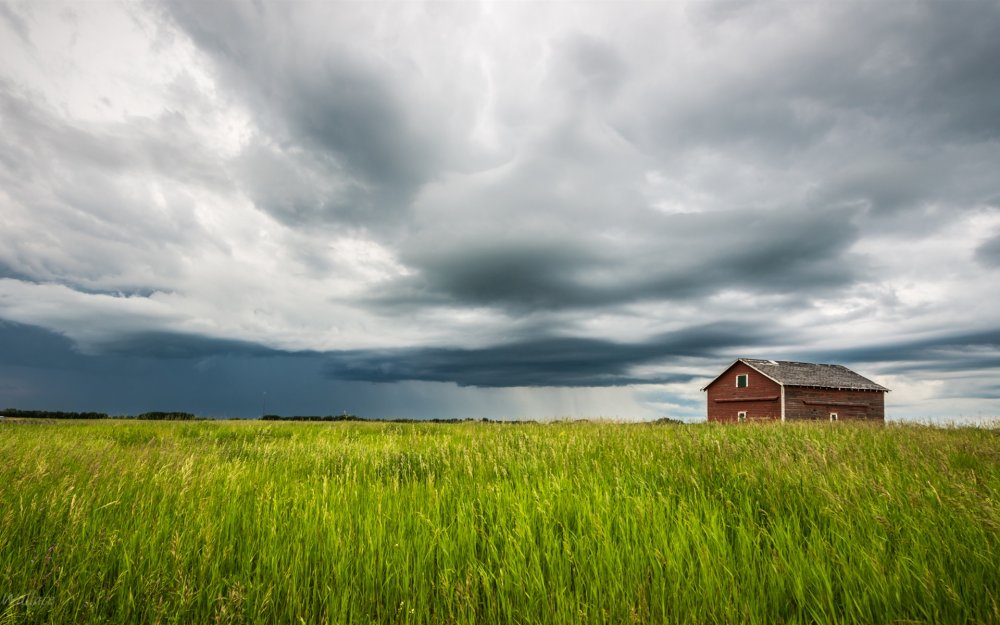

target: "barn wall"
[705,362,781,422]
[783,387,885,421]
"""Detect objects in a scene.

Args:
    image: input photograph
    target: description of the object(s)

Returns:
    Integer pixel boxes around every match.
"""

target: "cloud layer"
[1,0,999,419]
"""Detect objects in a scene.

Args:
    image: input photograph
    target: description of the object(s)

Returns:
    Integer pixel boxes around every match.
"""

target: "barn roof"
[702,358,889,391]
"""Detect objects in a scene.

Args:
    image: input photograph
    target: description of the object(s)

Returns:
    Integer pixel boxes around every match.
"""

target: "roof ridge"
[723,358,889,392]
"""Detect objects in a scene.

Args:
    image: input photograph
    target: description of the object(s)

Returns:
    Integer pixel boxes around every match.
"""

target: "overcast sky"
[1,0,999,421]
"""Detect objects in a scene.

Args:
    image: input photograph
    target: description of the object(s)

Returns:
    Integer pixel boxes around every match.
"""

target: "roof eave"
[785,383,890,392]
[700,359,743,392]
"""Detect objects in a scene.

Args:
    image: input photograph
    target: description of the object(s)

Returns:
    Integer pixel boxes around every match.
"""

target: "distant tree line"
[2,409,198,421]
[261,414,365,422]
[261,415,540,424]
[1,409,109,420]
[130,412,198,421]
[2,408,685,424]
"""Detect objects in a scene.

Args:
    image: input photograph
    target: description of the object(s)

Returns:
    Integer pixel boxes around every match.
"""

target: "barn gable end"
[703,360,782,423]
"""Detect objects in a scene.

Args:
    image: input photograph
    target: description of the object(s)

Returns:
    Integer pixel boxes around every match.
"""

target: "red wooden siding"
[705,361,781,423]
[783,387,885,421]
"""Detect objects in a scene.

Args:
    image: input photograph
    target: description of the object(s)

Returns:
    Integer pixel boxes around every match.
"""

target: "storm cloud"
[321,322,773,387]
[1,0,999,420]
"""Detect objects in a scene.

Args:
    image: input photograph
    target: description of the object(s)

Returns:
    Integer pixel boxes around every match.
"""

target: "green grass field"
[1,420,998,624]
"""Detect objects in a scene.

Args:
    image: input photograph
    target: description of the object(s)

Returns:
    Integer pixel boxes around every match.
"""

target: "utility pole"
[262,391,267,418]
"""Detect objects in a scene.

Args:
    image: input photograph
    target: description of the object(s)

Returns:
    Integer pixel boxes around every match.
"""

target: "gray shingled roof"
[739,358,889,391]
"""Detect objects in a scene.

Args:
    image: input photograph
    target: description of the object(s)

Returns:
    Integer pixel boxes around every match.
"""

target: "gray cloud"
[381,206,863,312]
[812,328,1000,364]
[0,320,332,417]
[554,33,628,105]
[0,83,226,291]
[676,0,1000,144]
[95,331,284,360]
[0,83,226,188]
[975,232,1000,268]
[322,322,771,387]
[234,141,368,227]
[0,321,688,418]
[1,0,999,420]
[803,329,1000,376]
[0,3,29,44]
[153,0,459,229]
[49,320,768,388]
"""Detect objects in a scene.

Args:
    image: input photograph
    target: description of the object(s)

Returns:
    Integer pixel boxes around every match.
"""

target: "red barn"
[702,358,888,423]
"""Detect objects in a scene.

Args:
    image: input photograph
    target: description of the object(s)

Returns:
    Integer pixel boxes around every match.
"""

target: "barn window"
[830,412,838,422]
[736,374,748,388]
[737,411,747,423]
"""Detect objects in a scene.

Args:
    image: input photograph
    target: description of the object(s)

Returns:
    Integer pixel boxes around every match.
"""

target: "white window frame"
[830,412,838,422]
[736,374,748,388]
[737,411,747,423]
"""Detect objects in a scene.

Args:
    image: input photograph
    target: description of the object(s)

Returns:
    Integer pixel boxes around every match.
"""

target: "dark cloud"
[382,206,863,312]
[616,0,1000,237]
[910,1,1000,142]
[153,0,445,228]
[975,232,1000,268]
[805,328,1000,372]
[0,261,36,283]
[3,320,765,389]
[0,320,88,370]
[0,321,665,418]
[95,331,286,360]
[0,321,327,417]
[323,322,772,387]
[234,141,369,227]
[680,0,1000,144]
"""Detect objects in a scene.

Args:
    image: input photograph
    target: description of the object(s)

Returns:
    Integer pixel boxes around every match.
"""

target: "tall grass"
[0,420,997,624]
